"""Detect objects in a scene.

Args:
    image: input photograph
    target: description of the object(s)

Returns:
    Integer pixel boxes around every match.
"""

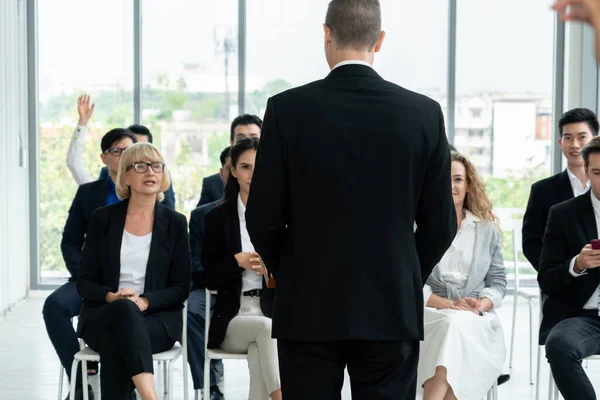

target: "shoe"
[497,374,510,386]
[64,384,95,400]
[210,385,225,400]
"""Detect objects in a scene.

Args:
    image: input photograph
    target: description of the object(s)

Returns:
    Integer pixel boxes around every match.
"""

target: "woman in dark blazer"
[203,138,281,400]
[77,142,191,400]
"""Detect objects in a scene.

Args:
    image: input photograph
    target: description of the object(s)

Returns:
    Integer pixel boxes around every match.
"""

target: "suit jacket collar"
[577,190,598,241]
[108,198,170,292]
[222,198,242,252]
[325,64,382,80]
[557,169,575,202]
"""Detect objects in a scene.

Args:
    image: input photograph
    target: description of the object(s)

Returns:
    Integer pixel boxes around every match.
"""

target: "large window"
[142,0,238,214]
[455,0,554,268]
[38,0,133,280]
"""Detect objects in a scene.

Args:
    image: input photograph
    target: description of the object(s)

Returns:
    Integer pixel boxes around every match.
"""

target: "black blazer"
[189,199,220,288]
[523,170,574,271]
[245,64,457,342]
[76,199,192,343]
[62,179,110,280]
[197,173,224,207]
[538,191,599,343]
[202,198,274,349]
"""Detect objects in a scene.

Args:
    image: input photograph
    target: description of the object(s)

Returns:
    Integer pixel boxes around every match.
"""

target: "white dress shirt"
[238,194,263,293]
[567,167,590,197]
[66,125,94,185]
[119,230,151,296]
[569,190,600,309]
[436,210,479,287]
[332,59,373,70]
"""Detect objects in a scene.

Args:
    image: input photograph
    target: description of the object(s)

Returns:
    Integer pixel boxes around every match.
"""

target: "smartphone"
[592,239,600,250]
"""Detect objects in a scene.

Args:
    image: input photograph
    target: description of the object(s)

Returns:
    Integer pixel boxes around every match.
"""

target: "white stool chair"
[69,301,188,400]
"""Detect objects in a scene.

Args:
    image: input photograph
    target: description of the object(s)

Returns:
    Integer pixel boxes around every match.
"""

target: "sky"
[37,0,555,98]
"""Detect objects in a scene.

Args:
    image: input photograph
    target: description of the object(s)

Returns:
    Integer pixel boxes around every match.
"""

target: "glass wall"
[38,0,133,279]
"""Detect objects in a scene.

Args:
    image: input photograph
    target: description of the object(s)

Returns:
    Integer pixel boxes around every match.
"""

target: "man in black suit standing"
[196,115,261,207]
[523,108,599,271]
[539,136,600,400]
[245,1,456,398]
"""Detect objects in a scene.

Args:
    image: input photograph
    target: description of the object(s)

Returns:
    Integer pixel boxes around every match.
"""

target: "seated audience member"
[203,138,281,400]
[197,114,262,207]
[77,142,191,400]
[187,146,231,399]
[419,151,507,400]
[539,136,600,400]
[523,108,599,271]
[43,127,137,400]
[66,94,175,208]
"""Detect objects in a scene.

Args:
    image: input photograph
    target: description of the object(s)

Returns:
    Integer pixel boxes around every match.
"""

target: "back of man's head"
[582,136,600,167]
[230,114,263,142]
[101,128,137,153]
[127,124,153,143]
[220,146,231,167]
[325,0,381,51]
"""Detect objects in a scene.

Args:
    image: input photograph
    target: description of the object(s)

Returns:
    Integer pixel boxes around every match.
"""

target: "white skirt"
[417,307,506,400]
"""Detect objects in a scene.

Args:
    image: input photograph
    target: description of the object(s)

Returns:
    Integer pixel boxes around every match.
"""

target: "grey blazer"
[426,218,507,309]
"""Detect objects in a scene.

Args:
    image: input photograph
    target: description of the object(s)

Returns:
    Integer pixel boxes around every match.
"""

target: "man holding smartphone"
[539,136,600,400]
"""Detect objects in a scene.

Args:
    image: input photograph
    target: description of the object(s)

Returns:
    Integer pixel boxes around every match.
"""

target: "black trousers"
[277,339,419,400]
[545,311,600,400]
[80,299,175,400]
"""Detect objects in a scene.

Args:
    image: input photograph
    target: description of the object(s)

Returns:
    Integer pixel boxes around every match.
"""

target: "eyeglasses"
[104,147,128,157]
[126,161,165,173]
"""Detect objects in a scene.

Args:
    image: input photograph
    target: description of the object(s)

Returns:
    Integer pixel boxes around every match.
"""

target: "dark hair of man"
[127,124,153,143]
[222,138,260,204]
[100,128,138,153]
[558,108,599,138]
[220,146,231,167]
[230,114,263,142]
[325,0,381,51]
[582,136,600,168]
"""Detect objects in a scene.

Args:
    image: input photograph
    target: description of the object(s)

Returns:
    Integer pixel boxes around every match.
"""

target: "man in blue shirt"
[43,128,138,400]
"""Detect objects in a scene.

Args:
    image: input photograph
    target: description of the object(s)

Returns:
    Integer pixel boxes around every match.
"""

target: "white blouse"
[436,210,479,288]
[119,230,151,295]
[237,194,263,293]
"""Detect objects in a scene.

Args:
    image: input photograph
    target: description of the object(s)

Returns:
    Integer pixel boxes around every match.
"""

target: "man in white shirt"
[523,108,599,271]
[539,136,600,400]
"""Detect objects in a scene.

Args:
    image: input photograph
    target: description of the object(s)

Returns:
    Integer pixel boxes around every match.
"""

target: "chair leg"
[528,298,534,384]
[509,292,519,368]
[195,389,200,400]
[493,382,498,400]
[203,355,211,400]
[167,360,175,400]
[535,345,543,400]
[58,364,64,400]
[69,359,80,400]
[82,360,89,400]
[163,361,168,394]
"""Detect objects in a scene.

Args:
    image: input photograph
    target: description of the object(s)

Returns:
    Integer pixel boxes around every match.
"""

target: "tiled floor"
[1,290,599,400]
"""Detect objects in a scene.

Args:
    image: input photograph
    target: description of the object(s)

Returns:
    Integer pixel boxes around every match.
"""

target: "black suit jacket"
[197,173,224,207]
[538,191,599,342]
[202,198,274,349]
[523,170,574,271]
[245,64,457,342]
[189,199,220,288]
[76,199,192,343]
[61,179,110,280]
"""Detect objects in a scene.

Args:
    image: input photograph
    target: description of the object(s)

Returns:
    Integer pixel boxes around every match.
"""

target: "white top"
[238,194,263,293]
[119,230,152,296]
[436,210,479,287]
[332,59,373,70]
[66,125,94,185]
[567,167,590,197]
[569,190,600,309]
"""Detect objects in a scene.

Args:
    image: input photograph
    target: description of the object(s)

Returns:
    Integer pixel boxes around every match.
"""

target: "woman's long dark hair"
[222,137,260,204]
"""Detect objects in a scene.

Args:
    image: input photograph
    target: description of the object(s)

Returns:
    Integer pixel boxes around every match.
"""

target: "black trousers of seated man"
[278,339,419,400]
[80,299,175,400]
[545,310,600,400]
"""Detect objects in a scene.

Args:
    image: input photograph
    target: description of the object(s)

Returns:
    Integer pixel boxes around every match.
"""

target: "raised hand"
[77,94,95,126]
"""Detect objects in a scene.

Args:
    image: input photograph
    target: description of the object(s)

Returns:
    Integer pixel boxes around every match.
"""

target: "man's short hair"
[558,108,599,138]
[100,128,137,153]
[582,136,600,168]
[230,114,263,142]
[220,146,231,167]
[325,0,381,51]
[127,124,153,143]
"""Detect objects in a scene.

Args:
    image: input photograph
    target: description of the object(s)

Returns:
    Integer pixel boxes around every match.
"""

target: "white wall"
[0,0,30,316]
